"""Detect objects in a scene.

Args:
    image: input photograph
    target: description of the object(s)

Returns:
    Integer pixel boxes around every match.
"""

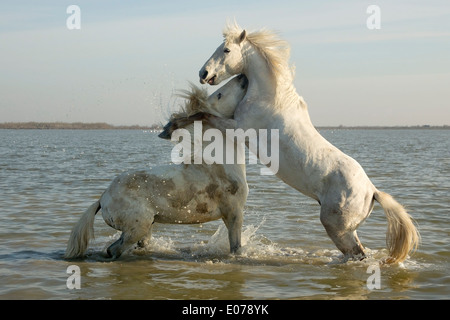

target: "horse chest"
[235,101,274,131]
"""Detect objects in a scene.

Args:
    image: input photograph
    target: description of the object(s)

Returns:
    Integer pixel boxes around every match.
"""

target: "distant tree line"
[0,122,163,130]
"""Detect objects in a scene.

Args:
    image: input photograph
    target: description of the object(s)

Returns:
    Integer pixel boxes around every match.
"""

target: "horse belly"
[154,200,222,224]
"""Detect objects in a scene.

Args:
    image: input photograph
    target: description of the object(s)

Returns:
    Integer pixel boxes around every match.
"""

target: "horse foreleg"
[222,210,243,254]
[137,223,154,249]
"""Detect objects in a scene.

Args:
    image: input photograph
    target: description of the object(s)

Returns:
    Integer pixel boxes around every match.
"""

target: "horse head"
[159,74,248,140]
[199,23,247,86]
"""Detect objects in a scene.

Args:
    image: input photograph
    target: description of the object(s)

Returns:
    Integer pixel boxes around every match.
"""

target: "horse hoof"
[106,248,121,260]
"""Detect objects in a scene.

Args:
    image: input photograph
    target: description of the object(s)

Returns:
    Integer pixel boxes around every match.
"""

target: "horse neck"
[241,43,315,130]
[242,43,276,100]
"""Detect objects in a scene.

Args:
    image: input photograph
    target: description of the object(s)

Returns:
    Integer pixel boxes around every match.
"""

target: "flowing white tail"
[65,200,100,259]
[374,190,420,263]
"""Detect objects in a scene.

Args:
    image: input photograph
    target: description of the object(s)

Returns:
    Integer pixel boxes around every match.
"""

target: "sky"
[1,0,449,126]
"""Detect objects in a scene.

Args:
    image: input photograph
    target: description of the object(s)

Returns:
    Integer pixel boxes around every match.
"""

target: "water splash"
[119,220,346,265]
[94,222,423,269]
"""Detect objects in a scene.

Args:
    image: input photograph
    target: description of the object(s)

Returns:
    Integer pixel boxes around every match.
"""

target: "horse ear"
[238,30,246,44]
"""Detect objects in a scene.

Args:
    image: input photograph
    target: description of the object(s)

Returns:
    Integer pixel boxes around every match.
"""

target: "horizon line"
[0,122,448,130]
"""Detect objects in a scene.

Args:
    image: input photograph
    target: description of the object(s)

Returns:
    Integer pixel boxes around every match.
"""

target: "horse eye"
[217,93,222,100]
[224,48,231,54]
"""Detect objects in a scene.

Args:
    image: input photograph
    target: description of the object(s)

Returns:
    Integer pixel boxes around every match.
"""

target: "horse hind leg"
[106,211,155,258]
[106,229,148,259]
[320,208,366,261]
[334,230,366,261]
[107,233,130,259]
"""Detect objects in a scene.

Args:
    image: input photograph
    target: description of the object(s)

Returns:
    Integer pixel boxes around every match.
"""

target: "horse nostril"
[201,70,208,80]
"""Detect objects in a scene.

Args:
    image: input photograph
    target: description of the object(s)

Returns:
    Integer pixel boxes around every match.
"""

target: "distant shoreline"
[0,122,162,130]
[0,122,448,130]
[316,125,449,130]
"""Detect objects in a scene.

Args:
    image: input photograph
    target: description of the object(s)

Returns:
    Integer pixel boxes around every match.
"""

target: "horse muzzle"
[199,69,217,85]
[158,121,173,140]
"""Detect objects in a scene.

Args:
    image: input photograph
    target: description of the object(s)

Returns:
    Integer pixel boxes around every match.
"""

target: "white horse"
[65,74,249,259]
[198,23,419,263]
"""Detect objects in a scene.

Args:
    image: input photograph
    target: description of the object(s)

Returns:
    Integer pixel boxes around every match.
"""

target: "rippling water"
[0,129,449,300]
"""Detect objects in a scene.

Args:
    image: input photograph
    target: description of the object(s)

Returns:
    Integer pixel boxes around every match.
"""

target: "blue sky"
[1,0,449,126]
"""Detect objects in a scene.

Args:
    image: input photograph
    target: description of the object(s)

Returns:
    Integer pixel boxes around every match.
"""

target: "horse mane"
[170,83,209,120]
[223,22,293,83]
[223,22,302,109]
[160,83,213,141]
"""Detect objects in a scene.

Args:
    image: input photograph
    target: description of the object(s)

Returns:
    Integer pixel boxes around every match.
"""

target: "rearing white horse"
[198,23,419,263]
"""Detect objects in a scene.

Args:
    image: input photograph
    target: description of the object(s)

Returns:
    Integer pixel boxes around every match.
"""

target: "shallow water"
[0,129,449,300]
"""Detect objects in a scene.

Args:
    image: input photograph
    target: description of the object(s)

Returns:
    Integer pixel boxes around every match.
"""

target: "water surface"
[0,129,448,299]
